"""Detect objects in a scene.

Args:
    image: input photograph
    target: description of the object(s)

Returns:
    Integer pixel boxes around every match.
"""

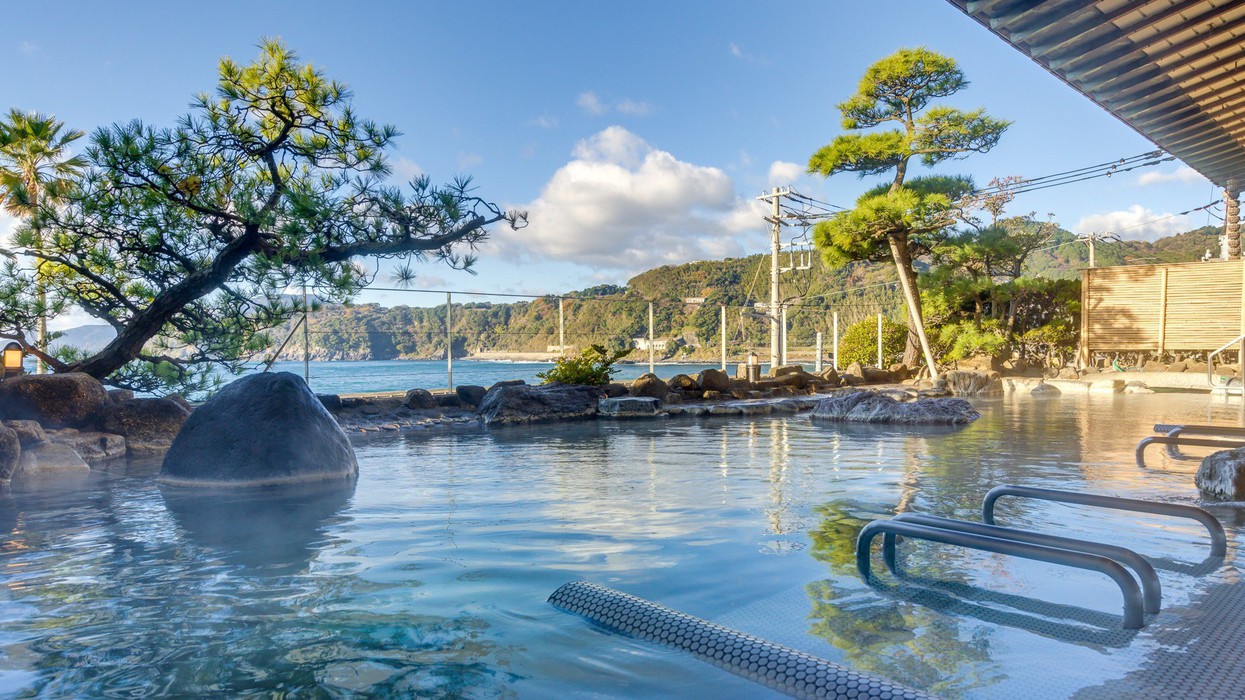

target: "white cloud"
[616,99,652,116]
[576,91,653,117]
[768,160,802,185]
[492,126,765,274]
[1137,165,1207,187]
[18,41,38,55]
[1076,205,1192,241]
[458,153,483,170]
[529,115,558,129]
[576,91,607,115]
[391,156,423,182]
[729,42,744,59]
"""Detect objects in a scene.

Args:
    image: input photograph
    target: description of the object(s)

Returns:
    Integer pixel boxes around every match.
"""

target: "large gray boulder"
[97,397,191,457]
[1196,447,1245,500]
[810,390,980,425]
[0,372,109,429]
[159,372,357,488]
[48,431,126,464]
[476,382,603,426]
[3,420,46,448]
[935,370,1004,397]
[0,426,19,484]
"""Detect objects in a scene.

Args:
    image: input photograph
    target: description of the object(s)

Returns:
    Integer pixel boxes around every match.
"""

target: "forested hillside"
[254,224,1221,361]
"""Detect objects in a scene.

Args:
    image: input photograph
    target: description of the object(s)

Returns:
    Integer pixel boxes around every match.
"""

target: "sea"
[253,359,778,396]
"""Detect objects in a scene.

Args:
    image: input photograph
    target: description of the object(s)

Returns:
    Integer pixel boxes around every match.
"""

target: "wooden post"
[1158,267,1168,356]
[1078,269,1090,369]
[302,284,310,385]
[815,332,823,373]
[720,305,727,371]
[832,312,839,370]
[648,301,655,375]
[877,313,883,368]
[781,305,788,367]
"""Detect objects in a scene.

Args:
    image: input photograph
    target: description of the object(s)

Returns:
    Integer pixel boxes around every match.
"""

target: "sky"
[2,1,1226,327]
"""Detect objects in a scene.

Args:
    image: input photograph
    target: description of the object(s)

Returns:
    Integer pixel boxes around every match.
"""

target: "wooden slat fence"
[1079,260,1245,365]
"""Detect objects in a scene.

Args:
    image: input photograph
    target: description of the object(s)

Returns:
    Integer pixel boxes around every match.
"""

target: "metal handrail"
[1154,424,1245,459]
[890,513,1161,613]
[857,520,1146,629]
[982,484,1227,557]
[1207,332,1245,392]
[1136,435,1245,466]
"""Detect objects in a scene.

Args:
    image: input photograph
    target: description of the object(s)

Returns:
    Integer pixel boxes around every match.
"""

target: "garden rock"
[889,364,912,381]
[0,372,109,429]
[456,385,488,407]
[160,372,357,487]
[669,374,697,391]
[663,392,683,404]
[772,364,805,377]
[598,396,661,417]
[17,442,90,476]
[1125,381,1155,394]
[845,362,866,380]
[476,382,603,426]
[935,370,1003,396]
[49,431,126,463]
[604,382,630,398]
[702,390,722,401]
[403,388,437,410]
[317,394,343,411]
[696,368,731,393]
[630,373,669,399]
[3,420,47,447]
[0,427,19,484]
[1196,447,1245,500]
[435,393,463,409]
[1030,382,1061,397]
[107,388,135,403]
[97,397,191,457]
[810,390,980,425]
[861,367,895,384]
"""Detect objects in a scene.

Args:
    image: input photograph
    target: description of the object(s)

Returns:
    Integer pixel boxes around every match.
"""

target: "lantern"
[1,342,24,379]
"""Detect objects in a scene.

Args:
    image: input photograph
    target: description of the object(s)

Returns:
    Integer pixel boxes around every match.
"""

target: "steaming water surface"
[1,393,1243,698]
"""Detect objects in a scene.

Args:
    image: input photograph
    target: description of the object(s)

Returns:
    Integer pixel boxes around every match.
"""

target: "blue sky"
[3,1,1223,324]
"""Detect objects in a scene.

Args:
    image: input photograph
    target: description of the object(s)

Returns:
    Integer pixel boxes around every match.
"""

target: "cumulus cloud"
[768,160,802,185]
[1137,165,1207,187]
[1076,205,1192,241]
[576,91,607,115]
[492,126,765,273]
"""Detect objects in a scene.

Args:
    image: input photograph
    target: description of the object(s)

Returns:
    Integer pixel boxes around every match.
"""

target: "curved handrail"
[1207,333,1245,392]
[1155,424,1245,459]
[857,520,1146,629]
[982,484,1227,557]
[1136,435,1245,467]
[891,513,1160,613]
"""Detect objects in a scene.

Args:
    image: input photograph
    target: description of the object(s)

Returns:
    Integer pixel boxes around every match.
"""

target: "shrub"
[537,344,631,386]
[837,317,906,367]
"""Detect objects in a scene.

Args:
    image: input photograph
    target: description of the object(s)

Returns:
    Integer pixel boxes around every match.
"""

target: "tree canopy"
[807,47,1008,369]
[0,40,524,394]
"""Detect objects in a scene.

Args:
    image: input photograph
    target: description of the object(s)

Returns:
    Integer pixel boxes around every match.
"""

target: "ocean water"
[1,393,1243,698]
[254,359,775,395]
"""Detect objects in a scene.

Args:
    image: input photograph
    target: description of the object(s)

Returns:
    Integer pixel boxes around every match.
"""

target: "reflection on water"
[0,393,1241,698]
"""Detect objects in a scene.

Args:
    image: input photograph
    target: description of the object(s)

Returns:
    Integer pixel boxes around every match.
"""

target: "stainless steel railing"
[982,484,1227,557]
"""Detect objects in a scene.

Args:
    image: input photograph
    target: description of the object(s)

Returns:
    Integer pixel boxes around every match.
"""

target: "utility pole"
[720,305,727,371]
[756,187,787,373]
[302,283,310,385]
[648,301,655,374]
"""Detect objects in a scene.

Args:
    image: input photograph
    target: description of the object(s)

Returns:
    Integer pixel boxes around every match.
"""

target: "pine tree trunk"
[887,233,932,371]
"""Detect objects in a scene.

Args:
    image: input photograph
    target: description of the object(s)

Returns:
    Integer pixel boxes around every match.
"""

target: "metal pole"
[446,292,453,390]
[815,332,823,373]
[877,313,883,368]
[1089,237,1096,268]
[720,305,727,371]
[769,188,781,371]
[558,297,565,353]
[833,312,839,371]
[781,305,788,367]
[648,301,655,374]
[302,284,310,385]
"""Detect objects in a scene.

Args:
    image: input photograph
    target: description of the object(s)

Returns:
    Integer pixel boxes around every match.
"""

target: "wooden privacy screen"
[1079,260,1245,365]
